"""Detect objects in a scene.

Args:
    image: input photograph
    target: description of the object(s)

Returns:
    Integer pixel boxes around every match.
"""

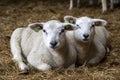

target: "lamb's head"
[64,16,107,43]
[29,20,77,49]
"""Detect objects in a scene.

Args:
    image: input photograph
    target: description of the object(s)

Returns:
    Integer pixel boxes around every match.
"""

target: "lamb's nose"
[50,41,57,48]
[83,34,89,39]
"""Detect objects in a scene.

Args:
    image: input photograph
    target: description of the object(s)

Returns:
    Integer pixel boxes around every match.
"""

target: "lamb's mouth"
[50,45,58,49]
[82,38,89,42]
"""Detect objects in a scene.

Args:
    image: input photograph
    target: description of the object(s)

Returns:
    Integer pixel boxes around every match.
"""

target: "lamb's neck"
[76,39,91,49]
[49,38,69,64]
[75,40,91,60]
[55,39,69,59]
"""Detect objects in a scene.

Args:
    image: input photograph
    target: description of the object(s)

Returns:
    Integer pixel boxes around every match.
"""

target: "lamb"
[10,20,78,74]
[69,0,114,13]
[64,16,111,66]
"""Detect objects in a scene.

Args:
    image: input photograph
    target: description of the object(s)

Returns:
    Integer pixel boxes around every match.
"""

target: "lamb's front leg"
[35,63,52,71]
[28,58,51,71]
[10,28,29,74]
[27,53,52,71]
[87,47,106,66]
[87,42,106,66]
[12,45,29,74]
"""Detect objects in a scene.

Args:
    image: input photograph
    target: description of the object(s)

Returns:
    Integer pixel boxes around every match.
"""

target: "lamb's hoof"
[19,69,29,75]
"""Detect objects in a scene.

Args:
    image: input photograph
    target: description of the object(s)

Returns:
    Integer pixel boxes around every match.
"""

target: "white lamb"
[64,16,111,66]
[10,20,78,74]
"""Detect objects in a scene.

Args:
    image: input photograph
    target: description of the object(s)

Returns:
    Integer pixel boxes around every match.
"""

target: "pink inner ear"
[67,17,73,21]
[35,24,43,29]
[30,24,43,30]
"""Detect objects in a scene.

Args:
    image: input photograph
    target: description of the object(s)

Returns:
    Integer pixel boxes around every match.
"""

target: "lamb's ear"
[64,16,77,24]
[28,23,45,32]
[63,23,78,31]
[92,19,107,26]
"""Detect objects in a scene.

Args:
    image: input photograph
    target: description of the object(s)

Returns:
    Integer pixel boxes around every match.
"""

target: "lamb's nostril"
[50,41,57,48]
[83,34,89,39]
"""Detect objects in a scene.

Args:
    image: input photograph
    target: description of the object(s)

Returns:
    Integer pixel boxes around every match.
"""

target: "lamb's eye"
[76,24,79,27]
[43,29,46,32]
[43,29,47,34]
[76,24,81,29]
[61,29,64,33]
[60,29,64,35]
[92,24,95,27]
[90,24,94,30]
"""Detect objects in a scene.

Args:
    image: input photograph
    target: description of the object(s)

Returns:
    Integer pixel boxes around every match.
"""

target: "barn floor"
[0,0,120,80]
